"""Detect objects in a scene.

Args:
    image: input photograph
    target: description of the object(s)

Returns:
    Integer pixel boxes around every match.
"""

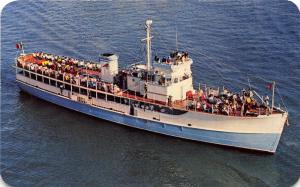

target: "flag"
[16,42,23,50]
[102,63,109,68]
[267,83,273,90]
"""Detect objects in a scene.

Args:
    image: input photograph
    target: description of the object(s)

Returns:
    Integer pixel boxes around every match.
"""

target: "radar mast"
[145,19,153,71]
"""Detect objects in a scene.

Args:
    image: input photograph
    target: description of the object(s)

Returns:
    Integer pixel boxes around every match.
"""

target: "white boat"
[14,20,288,153]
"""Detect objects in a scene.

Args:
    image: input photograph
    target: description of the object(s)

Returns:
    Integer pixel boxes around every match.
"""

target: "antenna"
[271,81,275,114]
[21,41,25,55]
[174,0,179,51]
[144,19,153,71]
[176,27,178,51]
[247,76,252,90]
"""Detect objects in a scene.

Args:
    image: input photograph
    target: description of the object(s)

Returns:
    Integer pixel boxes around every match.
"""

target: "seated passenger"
[196,102,201,111]
[263,95,270,108]
[223,105,229,115]
[232,101,237,115]
[208,94,217,104]
[201,101,207,111]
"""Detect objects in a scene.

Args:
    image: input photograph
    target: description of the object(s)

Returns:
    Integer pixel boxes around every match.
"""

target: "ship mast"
[145,19,153,71]
[271,81,275,114]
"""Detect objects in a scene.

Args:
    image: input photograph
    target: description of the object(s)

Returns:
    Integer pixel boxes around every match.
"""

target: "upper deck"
[15,52,282,117]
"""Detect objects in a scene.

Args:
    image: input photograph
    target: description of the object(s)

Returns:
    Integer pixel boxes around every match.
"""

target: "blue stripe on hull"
[17,81,281,153]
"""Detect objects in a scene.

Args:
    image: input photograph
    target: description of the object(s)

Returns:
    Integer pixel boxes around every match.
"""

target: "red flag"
[16,43,23,49]
[267,83,273,90]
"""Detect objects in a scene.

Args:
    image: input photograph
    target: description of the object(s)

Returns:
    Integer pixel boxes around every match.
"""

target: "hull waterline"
[17,80,286,153]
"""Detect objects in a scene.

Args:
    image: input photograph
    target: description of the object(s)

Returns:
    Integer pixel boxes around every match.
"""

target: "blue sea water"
[1,0,300,186]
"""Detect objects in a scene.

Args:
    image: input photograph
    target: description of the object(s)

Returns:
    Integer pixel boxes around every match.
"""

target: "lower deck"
[16,78,284,153]
[16,72,287,134]
[15,65,283,118]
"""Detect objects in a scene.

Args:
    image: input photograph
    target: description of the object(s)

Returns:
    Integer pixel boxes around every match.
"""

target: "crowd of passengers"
[154,51,189,65]
[186,87,271,116]
[18,52,271,116]
[17,52,121,94]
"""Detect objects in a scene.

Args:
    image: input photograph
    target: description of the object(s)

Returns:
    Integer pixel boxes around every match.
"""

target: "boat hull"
[17,81,284,153]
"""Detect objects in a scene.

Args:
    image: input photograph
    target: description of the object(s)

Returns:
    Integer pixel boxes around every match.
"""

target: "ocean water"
[1,0,300,186]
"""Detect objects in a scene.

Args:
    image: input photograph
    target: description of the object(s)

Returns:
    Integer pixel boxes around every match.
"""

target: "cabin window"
[90,91,96,98]
[57,82,63,88]
[25,71,29,77]
[80,89,87,95]
[107,95,114,102]
[44,78,49,84]
[37,75,42,82]
[72,86,79,93]
[50,80,56,86]
[31,74,36,80]
[130,100,137,106]
[115,97,121,103]
[121,98,129,105]
[152,104,159,112]
[65,84,71,91]
[97,93,106,100]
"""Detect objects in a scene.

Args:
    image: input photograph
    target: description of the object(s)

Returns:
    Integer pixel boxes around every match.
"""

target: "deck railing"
[14,63,269,117]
